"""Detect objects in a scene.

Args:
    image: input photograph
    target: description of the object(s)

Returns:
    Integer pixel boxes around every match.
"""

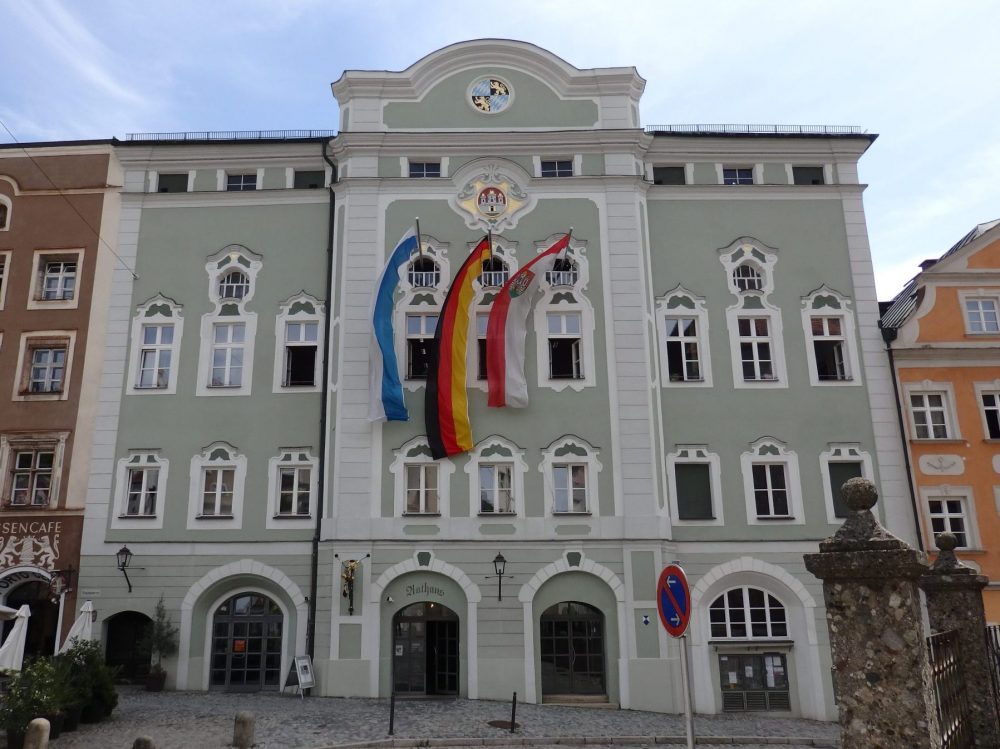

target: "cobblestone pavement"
[27,689,838,749]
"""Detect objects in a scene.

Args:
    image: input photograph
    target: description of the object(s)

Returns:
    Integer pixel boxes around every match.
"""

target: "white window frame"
[974,380,1000,440]
[402,157,449,179]
[959,291,1000,335]
[920,485,980,550]
[126,295,184,395]
[389,437,454,518]
[539,435,602,517]
[740,437,804,525]
[0,432,69,510]
[224,172,259,192]
[187,442,246,530]
[735,315,779,383]
[818,444,874,525]
[12,330,77,402]
[801,287,862,387]
[467,239,518,391]
[708,586,789,640]
[27,249,84,310]
[464,436,527,517]
[112,451,168,530]
[717,164,761,185]
[395,237,449,393]
[0,194,11,232]
[532,155,582,178]
[272,293,325,393]
[266,448,319,529]
[665,445,723,526]
[207,321,247,388]
[0,250,10,310]
[657,289,712,387]
[904,381,960,440]
[403,312,438,382]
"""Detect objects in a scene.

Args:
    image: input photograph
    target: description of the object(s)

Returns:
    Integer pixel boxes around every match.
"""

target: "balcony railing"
[546,269,578,287]
[480,270,510,288]
[408,271,440,288]
[124,129,338,142]
[645,124,865,135]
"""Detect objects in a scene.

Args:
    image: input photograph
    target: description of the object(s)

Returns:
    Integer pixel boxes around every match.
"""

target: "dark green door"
[540,601,605,696]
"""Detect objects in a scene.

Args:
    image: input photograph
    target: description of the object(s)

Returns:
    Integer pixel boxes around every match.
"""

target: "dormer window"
[408,256,440,288]
[733,264,763,292]
[546,258,578,287]
[480,257,509,288]
[219,270,250,300]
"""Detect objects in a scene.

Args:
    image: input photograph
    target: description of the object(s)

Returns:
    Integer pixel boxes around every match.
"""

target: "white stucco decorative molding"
[918,454,965,476]
[517,551,625,603]
[449,158,537,232]
[369,552,483,603]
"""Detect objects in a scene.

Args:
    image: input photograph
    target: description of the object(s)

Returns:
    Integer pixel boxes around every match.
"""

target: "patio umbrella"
[0,605,31,671]
[0,603,19,621]
[56,600,94,655]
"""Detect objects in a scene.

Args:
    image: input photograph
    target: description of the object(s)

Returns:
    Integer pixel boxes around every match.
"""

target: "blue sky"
[2,0,998,299]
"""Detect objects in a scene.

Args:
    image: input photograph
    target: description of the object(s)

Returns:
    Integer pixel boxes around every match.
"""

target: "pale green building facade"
[77,40,910,719]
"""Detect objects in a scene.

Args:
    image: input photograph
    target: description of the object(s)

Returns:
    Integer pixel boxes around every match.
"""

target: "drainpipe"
[880,323,924,550]
[306,139,337,675]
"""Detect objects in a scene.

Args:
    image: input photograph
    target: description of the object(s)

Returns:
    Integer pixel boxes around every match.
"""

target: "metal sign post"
[656,564,694,749]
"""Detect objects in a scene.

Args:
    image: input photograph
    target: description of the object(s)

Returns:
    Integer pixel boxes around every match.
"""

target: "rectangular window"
[136,324,174,389]
[910,392,950,439]
[752,464,790,518]
[9,450,54,506]
[293,170,325,189]
[982,392,1000,438]
[125,467,159,516]
[653,166,686,185]
[405,464,439,513]
[201,468,235,516]
[928,496,970,548]
[156,173,188,193]
[406,314,438,379]
[827,461,863,518]
[40,260,76,301]
[27,346,67,393]
[665,317,701,381]
[476,313,489,381]
[674,463,714,520]
[540,160,573,177]
[283,321,318,387]
[0,254,8,307]
[810,316,849,381]
[278,466,311,516]
[408,162,441,178]
[738,317,774,381]
[553,464,587,513]
[210,323,245,387]
[547,311,583,379]
[723,167,754,185]
[792,166,825,185]
[965,298,1000,333]
[226,173,257,191]
[479,464,514,513]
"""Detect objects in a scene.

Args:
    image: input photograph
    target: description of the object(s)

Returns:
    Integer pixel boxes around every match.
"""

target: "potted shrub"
[0,659,61,749]
[60,639,119,723]
[53,649,86,731]
[143,595,179,692]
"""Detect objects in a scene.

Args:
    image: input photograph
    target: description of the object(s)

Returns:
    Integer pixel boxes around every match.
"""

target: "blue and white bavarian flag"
[369,228,419,422]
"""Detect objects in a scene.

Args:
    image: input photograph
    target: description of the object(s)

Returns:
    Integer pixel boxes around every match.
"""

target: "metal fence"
[928,630,974,749]
[124,129,337,142]
[644,124,865,135]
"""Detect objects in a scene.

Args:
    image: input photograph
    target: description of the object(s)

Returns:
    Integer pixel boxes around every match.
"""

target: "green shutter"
[675,463,713,520]
[829,462,863,518]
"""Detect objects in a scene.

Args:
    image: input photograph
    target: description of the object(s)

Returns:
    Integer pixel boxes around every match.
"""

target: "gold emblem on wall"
[470,77,511,114]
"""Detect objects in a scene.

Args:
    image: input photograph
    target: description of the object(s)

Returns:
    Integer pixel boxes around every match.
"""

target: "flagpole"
[558,227,573,259]
[415,217,423,258]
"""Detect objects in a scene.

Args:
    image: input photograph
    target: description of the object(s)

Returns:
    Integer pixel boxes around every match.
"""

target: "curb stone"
[311,737,840,749]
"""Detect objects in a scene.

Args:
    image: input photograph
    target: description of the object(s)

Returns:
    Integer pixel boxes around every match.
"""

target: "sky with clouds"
[1,0,997,298]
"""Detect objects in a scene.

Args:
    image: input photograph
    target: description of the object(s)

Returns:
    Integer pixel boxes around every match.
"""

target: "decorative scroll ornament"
[452,162,533,232]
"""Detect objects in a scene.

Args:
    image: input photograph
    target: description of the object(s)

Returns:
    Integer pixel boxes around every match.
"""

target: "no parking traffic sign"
[656,564,691,638]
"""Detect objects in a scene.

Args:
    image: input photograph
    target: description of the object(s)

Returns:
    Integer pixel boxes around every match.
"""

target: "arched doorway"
[392,602,458,696]
[209,593,283,692]
[105,611,153,683]
[540,601,605,697]
[3,581,58,658]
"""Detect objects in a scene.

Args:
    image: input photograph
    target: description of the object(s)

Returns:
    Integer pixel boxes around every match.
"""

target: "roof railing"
[644,124,865,135]
[124,129,338,142]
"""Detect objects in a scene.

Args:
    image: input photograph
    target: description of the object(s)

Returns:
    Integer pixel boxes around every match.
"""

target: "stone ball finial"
[841,477,878,512]
[935,531,958,552]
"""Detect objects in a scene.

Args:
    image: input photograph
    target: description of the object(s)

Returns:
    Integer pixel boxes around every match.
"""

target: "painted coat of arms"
[470,78,510,114]
[453,162,533,232]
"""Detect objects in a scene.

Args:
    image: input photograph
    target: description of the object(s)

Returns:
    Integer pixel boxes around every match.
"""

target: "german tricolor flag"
[426,236,492,459]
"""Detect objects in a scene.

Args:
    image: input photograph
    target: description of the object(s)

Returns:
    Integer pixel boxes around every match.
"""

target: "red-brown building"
[0,142,120,656]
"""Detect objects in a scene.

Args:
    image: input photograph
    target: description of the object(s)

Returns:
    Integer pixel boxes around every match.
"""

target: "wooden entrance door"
[540,601,606,696]
[209,593,283,692]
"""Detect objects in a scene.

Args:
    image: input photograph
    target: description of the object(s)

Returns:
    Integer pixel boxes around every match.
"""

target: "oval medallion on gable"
[470,77,511,114]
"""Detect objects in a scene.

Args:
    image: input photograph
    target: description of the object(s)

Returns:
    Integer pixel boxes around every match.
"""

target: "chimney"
[919,259,937,271]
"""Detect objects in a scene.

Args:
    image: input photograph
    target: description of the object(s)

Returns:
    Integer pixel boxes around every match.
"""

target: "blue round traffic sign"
[656,564,691,637]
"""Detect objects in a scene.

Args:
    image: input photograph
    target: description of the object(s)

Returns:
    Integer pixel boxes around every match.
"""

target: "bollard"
[132,738,158,749]
[510,691,517,733]
[23,718,50,749]
[232,711,255,749]
[388,691,396,736]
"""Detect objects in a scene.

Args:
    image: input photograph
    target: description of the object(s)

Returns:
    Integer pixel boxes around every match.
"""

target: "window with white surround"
[226,173,257,191]
[187,442,246,529]
[733,264,763,292]
[127,296,184,395]
[112,451,168,528]
[266,449,318,528]
[0,195,10,230]
[467,239,517,391]
[722,167,754,185]
[540,435,602,516]
[801,287,862,387]
[909,392,951,439]
[709,587,788,639]
[475,312,489,381]
[480,256,509,288]
[273,293,325,392]
[545,257,578,287]
[657,287,712,387]
[407,256,440,288]
[0,433,69,510]
[13,332,76,401]
[389,438,454,518]
[396,237,449,392]
[405,313,437,380]
[0,251,10,310]
[540,159,573,177]
[466,437,526,516]
[197,245,261,397]
[666,445,723,525]
[737,317,775,381]
[27,346,66,393]
[975,382,1000,439]
[818,444,873,523]
[964,297,1000,334]
[406,464,440,514]
[408,162,441,178]
[922,487,978,549]
[27,250,84,310]
[740,438,803,525]
[547,311,583,379]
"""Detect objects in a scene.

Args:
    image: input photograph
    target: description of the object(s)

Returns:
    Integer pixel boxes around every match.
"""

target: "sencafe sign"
[0,516,82,575]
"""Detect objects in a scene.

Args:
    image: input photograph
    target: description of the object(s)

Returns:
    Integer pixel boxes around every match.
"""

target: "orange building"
[881,218,1000,621]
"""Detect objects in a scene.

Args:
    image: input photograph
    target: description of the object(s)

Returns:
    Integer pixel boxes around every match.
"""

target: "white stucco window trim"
[0,250,11,310]
[539,435,602,517]
[973,379,1000,439]
[957,289,1000,336]
[464,435,527,517]
[919,484,981,551]
[665,444,724,526]
[272,292,325,393]
[196,313,257,397]
[0,194,11,232]
[818,443,874,525]
[0,431,69,509]
[467,239,518,391]
[800,286,862,387]
[740,437,804,526]
[186,442,247,530]
[265,448,319,530]
[111,450,168,530]
[389,437,454,518]
[396,236,449,392]
[26,248,85,311]
[12,329,77,402]
[902,380,961,441]
[726,304,787,389]
[656,286,713,388]
[126,295,184,396]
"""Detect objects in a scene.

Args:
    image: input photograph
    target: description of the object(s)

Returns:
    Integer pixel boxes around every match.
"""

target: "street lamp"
[486,552,513,602]
[116,545,134,593]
